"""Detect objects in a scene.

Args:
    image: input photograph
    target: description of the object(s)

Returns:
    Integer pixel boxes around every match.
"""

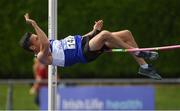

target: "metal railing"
[1,78,180,110]
[1,78,180,84]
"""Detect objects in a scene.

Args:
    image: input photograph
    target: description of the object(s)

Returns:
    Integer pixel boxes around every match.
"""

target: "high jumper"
[20,13,162,80]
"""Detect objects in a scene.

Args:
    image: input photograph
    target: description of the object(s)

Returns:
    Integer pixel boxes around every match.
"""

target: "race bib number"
[64,36,76,49]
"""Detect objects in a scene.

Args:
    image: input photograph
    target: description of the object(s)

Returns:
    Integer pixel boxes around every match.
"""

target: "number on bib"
[65,36,76,49]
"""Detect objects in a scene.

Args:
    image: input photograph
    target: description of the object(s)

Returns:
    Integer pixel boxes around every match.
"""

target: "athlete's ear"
[29,45,35,51]
[31,34,38,41]
[35,35,38,41]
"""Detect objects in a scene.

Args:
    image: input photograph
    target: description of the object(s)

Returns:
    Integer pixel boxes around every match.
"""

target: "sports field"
[1,84,180,110]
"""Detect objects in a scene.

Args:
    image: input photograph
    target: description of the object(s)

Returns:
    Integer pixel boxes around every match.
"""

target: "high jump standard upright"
[48,0,58,110]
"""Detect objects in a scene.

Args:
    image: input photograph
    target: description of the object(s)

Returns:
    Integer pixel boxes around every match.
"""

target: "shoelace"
[138,51,151,58]
[147,65,157,73]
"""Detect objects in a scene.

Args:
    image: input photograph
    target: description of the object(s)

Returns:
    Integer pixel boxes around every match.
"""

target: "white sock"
[140,64,148,69]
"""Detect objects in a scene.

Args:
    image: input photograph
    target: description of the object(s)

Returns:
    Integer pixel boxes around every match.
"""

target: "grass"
[13,84,38,110]
[0,84,38,110]
[156,85,180,110]
[1,84,180,110]
[0,85,8,110]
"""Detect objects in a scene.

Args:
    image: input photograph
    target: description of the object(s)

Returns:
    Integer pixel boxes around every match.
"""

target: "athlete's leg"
[110,30,161,79]
[88,30,134,51]
[111,30,147,65]
[89,30,146,65]
[111,30,158,63]
[89,30,162,80]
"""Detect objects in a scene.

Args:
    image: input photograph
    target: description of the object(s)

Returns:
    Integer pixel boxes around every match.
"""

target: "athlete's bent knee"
[122,30,134,41]
[123,30,132,36]
[99,30,113,42]
[100,30,111,36]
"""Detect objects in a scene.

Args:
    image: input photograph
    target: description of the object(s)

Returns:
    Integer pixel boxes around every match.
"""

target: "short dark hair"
[19,32,33,52]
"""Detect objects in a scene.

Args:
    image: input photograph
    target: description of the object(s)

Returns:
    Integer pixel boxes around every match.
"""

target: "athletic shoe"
[136,51,159,60]
[138,65,162,80]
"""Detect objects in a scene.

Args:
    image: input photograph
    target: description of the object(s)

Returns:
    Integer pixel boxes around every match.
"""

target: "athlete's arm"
[29,74,41,95]
[24,13,52,65]
[37,51,52,65]
[82,20,103,38]
[82,29,101,38]
[24,13,49,45]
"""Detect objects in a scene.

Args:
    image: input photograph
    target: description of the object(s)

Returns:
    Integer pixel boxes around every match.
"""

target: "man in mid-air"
[20,13,162,80]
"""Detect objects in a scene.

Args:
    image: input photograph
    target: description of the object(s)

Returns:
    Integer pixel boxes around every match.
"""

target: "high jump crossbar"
[48,0,57,110]
[105,45,180,52]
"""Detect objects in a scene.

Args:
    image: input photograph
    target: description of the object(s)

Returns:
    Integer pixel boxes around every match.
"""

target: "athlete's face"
[29,34,40,54]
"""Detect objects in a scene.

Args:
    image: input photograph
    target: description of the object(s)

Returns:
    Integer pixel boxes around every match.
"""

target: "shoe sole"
[138,72,162,80]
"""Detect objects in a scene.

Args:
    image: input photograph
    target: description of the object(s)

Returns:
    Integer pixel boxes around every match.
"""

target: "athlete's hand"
[93,20,103,31]
[29,87,36,95]
[24,13,36,25]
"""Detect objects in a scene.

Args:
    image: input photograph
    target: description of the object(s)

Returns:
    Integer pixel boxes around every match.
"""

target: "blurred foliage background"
[0,0,180,78]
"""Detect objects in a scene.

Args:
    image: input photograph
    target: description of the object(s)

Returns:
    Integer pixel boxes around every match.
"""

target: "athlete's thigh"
[112,30,129,42]
[88,34,105,51]
[104,41,118,49]
[104,31,127,48]
[89,30,128,49]
[89,33,119,49]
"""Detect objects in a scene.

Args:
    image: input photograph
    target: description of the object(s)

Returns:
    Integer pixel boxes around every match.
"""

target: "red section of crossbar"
[126,45,180,52]
[105,45,180,52]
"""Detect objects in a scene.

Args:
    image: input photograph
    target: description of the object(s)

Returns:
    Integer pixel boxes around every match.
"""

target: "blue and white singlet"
[49,35,86,67]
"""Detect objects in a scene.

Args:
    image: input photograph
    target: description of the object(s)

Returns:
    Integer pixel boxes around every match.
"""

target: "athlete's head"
[20,32,40,54]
